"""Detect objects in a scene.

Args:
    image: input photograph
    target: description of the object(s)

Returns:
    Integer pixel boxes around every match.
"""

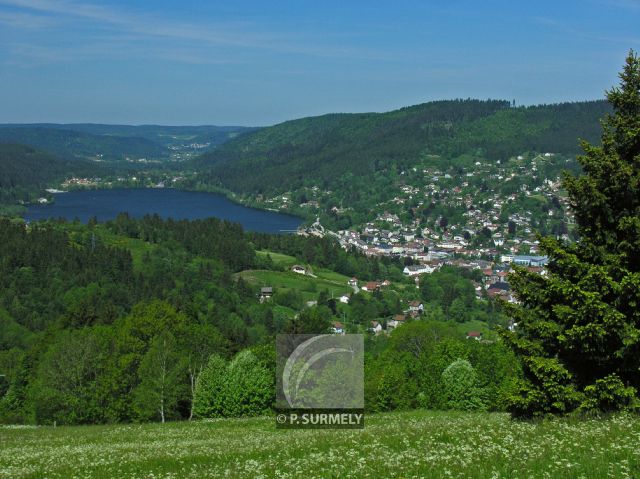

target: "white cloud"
[0,0,272,48]
[0,0,388,66]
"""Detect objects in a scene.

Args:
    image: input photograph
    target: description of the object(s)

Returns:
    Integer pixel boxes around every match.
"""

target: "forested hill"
[191,99,611,195]
[0,124,257,161]
[0,143,100,203]
[0,127,166,161]
[3,124,256,147]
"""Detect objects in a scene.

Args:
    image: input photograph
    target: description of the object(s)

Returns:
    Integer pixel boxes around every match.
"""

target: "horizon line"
[0,96,608,128]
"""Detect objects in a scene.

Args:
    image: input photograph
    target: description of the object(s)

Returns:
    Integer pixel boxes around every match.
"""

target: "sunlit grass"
[94,226,156,271]
[256,250,298,268]
[1,410,638,478]
[237,269,352,301]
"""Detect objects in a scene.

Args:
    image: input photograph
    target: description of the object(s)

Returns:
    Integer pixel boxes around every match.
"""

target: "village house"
[259,287,273,303]
[407,300,424,314]
[404,241,422,254]
[387,314,406,330]
[362,281,381,292]
[369,320,383,335]
[501,254,515,263]
[487,282,510,299]
[331,321,345,334]
[513,255,548,267]
[403,264,436,276]
[291,265,307,275]
[496,271,509,283]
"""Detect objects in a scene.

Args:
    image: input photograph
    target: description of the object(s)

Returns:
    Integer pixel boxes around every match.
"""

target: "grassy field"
[256,250,299,268]
[91,226,157,271]
[256,250,353,283]
[237,269,353,302]
[1,410,638,478]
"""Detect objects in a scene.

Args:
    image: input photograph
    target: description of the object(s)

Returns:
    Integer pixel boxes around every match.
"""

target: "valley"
[1,2,640,477]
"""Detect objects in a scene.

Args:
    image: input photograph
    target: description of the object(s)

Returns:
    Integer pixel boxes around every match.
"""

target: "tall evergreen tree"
[502,51,640,418]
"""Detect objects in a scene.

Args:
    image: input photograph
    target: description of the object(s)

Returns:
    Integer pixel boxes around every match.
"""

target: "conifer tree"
[502,51,640,417]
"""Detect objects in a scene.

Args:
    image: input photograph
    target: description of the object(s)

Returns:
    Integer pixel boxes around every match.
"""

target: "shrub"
[441,359,486,411]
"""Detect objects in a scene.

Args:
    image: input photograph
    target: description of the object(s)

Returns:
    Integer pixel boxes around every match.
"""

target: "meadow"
[1,410,638,478]
[238,251,354,304]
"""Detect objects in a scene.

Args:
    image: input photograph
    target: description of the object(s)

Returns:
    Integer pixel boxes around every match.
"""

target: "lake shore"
[24,188,303,234]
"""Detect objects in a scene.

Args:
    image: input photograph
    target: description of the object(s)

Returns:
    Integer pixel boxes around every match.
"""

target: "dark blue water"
[24,188,302,233]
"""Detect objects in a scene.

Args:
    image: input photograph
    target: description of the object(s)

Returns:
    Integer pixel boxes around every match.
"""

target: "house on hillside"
[487,282,510,299]
[259,287,273,303]
[408,301,424,314]
[466,331,482,340]
[369,320,383,335]
[362,281,381,292]
[501,254,515,263]
[348,277,358,287]
[291,265,307,275]
[527,266,546,276]
[513,255,548,267]
[483,268,498,285]
[388,314,406,330]
[331,321,345,334]
[339,294,350,304]
[496,271,509,283]
[403,264,437,276]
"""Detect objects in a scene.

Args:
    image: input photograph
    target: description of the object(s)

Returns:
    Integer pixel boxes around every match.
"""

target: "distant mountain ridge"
[0,127,166,162]
[190,99,611,195]
[0,143,102,203]
[0,124,256,162]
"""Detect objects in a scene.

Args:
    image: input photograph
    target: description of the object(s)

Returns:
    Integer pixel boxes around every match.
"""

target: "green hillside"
[0,127,166,161]
[237,269,352,302]
[2,124,257,149]
[0,143,101,205]
[190,99,611,195]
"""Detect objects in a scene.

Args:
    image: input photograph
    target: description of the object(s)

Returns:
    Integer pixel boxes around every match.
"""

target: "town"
[285,152,564,311]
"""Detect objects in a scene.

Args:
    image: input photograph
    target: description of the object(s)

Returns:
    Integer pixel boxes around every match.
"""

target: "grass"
[237,269,352,301]
[313,268,350,284]
[94,226,156,271]
[455,319,498,339]
[256,251,352,285]
[0,410,638,478]
[256,250,299,268]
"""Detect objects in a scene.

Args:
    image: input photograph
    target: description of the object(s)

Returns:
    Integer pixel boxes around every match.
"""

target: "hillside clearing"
[237,269,352,301]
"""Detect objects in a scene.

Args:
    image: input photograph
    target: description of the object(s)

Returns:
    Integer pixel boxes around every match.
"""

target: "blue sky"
[1,0,639,125]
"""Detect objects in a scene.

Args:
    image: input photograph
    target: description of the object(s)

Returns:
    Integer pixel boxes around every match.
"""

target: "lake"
[24,188,302,234]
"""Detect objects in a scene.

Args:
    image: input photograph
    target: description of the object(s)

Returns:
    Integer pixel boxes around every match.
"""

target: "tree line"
[0,214,517,424]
